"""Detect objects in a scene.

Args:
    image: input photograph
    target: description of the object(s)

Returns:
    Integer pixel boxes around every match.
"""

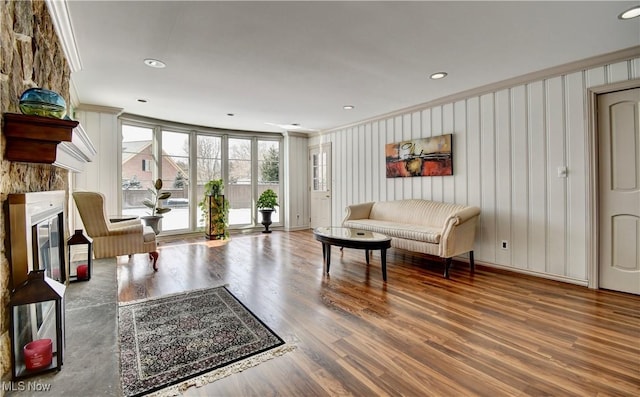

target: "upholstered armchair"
[72,192,159,270]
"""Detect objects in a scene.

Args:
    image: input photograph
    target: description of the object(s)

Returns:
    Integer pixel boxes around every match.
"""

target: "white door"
[598,87,640,295]
[309,143,331,228]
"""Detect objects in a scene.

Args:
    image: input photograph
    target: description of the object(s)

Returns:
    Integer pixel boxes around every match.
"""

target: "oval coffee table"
[313,227,392,282]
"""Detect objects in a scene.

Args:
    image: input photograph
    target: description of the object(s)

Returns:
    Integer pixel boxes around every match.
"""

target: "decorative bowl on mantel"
[19,87,66,119]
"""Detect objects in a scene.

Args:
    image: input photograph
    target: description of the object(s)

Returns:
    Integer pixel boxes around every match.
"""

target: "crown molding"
[321,45,640,134]
[45,0,82,73]
[283,130,309,138]
[119,113,284,138]
[75,104,124,115]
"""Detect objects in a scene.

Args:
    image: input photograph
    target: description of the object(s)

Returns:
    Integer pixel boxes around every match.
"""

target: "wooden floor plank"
[114,230,640,396]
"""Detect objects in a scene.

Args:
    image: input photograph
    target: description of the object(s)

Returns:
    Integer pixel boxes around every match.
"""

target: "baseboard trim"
[285,226,311,232]
[456,257,589,287]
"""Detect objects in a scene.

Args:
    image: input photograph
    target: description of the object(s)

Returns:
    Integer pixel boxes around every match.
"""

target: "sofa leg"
[469,251,475,274]
[444,258,452,279]
[150,251,159,271]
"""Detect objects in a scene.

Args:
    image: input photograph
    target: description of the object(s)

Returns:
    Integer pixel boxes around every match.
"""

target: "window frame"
[119,114,283,235]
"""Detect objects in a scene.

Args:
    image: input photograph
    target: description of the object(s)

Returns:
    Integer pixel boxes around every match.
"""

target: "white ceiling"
[64,1,639,133]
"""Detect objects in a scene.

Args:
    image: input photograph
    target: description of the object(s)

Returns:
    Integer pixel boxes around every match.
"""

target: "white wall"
[310,56,640,285]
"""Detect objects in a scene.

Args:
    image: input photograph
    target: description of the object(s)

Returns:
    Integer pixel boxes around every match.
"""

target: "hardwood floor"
[117,230,640,396]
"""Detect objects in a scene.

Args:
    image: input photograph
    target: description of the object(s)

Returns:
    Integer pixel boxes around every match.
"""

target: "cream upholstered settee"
[342,199,480,278]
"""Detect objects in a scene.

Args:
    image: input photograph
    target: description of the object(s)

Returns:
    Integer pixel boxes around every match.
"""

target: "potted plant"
[257,189,278,233]
[207,179,224,197]
[199,179,229,240]
[141,178,172,234]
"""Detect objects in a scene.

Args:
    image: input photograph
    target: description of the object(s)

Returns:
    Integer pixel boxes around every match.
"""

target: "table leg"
[321,243,326,264]
[381,248,387,282]
[326,244,332,274]
[365,249,370,265]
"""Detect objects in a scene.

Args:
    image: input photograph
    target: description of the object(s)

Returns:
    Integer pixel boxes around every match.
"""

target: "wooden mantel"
[3,113,96,171]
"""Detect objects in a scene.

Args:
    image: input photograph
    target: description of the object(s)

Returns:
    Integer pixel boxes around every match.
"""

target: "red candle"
[77,264,88,280]
[23,339,52,370]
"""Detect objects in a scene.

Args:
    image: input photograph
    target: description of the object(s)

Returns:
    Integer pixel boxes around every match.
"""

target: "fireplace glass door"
[32,213,65,283]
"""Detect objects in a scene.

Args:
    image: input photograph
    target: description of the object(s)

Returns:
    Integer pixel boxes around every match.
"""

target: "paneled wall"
[283,132,310,230]
[310,57,640,284]
[72,107,122,225]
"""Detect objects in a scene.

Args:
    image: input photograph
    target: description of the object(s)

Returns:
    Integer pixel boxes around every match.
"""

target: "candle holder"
[67,229,93,282]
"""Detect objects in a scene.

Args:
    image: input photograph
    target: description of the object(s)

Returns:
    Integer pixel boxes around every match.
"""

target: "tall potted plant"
[257,189,278,233]
[141,178,171,234]
[199,179,229,240]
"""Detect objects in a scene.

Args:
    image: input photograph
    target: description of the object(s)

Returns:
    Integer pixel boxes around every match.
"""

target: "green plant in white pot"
[257,189,278,233]
[141,178,171,234]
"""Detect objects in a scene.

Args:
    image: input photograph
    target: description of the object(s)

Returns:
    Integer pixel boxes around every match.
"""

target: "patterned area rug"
[118,286,291,396]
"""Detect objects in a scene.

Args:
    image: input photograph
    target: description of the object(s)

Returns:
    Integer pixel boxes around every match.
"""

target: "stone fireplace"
[1,1,73,380]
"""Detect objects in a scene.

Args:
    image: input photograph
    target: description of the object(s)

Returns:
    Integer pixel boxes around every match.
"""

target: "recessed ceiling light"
[143,58,166,68]
[619,5,640,19]
[227,113,234,116]
[430,72,448,80]
[343,105,355,110]
[137,99,148,103]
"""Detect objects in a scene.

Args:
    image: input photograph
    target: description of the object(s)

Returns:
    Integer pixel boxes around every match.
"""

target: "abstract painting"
[385,134,453,177]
